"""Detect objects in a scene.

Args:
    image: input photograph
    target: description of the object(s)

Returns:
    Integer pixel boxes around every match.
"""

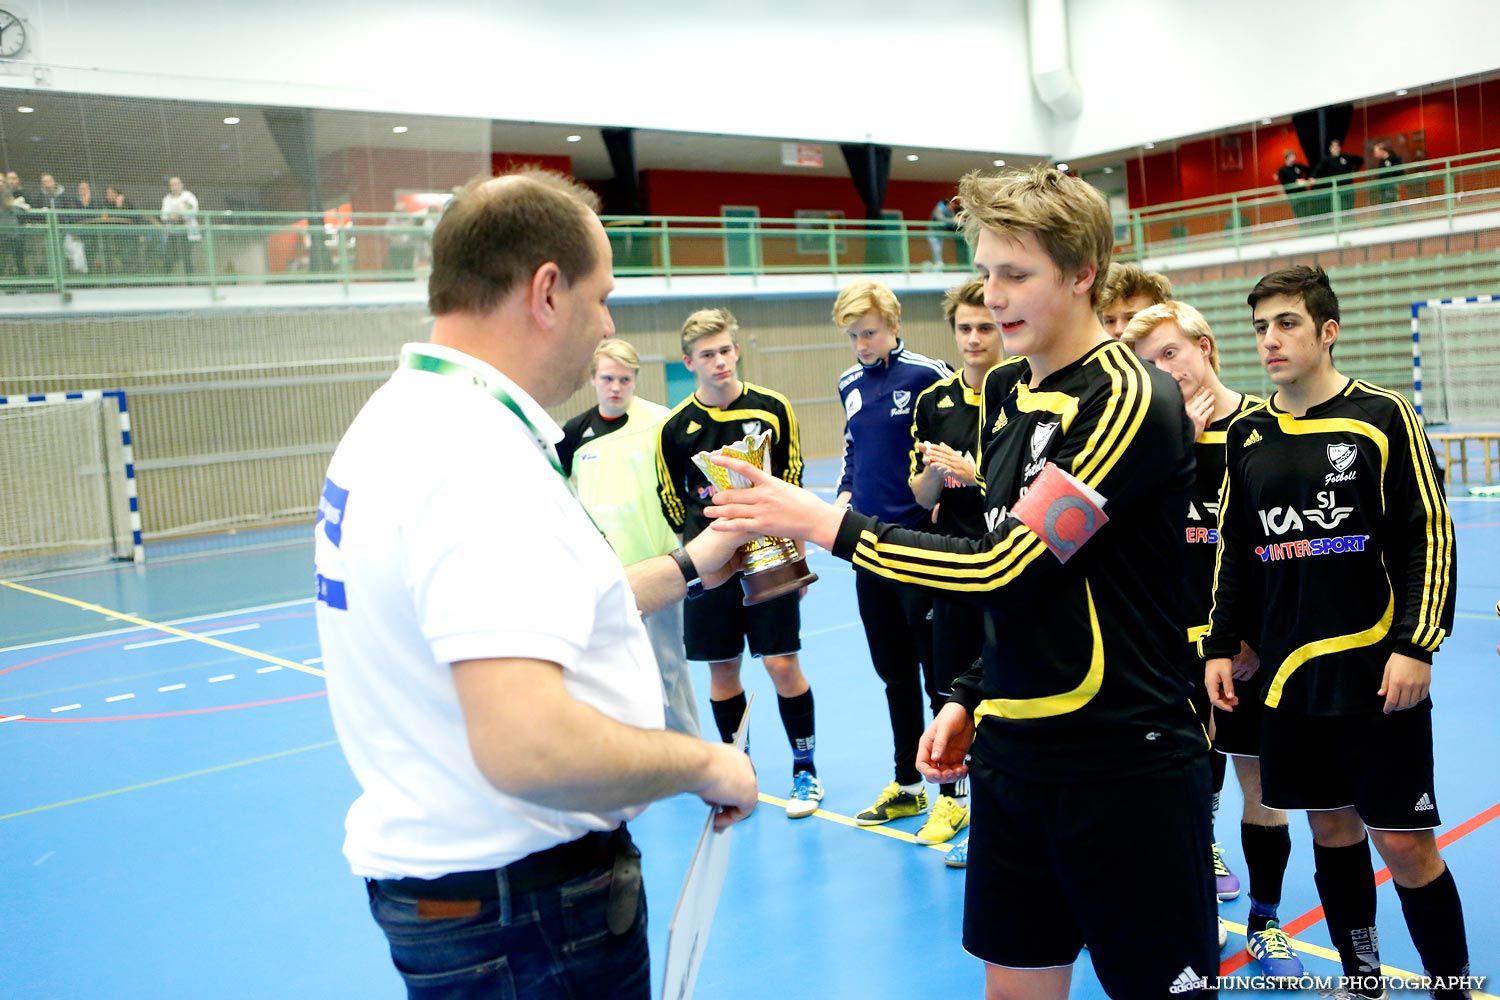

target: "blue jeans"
[366,858,649,1000]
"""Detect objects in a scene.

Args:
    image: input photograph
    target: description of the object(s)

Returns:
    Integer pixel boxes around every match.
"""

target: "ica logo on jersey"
[1257,490,1354,536]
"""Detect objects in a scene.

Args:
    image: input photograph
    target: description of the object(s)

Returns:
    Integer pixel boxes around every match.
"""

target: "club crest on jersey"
[891,390,912,416]
[1325,442,1358,484]
[1031,421,1059,459]
[741,420,761,436]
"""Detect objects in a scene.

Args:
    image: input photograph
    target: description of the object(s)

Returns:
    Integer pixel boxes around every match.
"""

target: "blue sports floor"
[1,468,1497,999]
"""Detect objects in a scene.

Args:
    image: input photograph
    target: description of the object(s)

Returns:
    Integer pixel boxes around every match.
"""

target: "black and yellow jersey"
[656,382,802,542]
[909,369,987,538]
[1184,392,1262,644]
[831,339,1206,781]
[1198,379,1456,716]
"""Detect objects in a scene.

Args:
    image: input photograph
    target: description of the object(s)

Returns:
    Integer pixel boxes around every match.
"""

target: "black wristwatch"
[669,547,704,600]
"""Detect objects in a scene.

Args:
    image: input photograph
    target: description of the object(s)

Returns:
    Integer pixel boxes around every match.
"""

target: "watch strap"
[669,547,704,600]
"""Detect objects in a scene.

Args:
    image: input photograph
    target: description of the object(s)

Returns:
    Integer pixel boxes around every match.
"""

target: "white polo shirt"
[315,343,665,879]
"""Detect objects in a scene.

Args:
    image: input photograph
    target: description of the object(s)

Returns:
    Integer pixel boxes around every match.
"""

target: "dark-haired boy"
[1202,265,1466,1000]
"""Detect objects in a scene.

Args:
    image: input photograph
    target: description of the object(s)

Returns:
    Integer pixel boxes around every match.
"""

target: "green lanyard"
[400,347,565,478]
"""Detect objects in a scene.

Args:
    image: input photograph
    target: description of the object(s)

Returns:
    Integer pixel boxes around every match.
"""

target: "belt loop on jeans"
[373,827,621,901]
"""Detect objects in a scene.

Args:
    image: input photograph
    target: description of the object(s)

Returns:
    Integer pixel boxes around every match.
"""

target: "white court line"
[207,674,235,683]
[256,666,282,674]
[123,623,261,651]
[1,714,26,723]
[0,598,313,655]
[301,657,323,665]
[802,620,861,638]
[50,704,81,713]
[157,684,186,693]
[105,693,135,703]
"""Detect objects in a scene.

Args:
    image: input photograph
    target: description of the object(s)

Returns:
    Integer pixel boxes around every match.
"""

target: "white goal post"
[1410,295,1500,426]
[0,390,144,575]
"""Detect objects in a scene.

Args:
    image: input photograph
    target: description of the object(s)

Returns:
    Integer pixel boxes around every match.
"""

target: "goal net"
[0,391,143,576]
[1412,296,1500,426]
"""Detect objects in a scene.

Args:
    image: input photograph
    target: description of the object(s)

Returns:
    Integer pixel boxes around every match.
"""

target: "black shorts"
[931,595,985,698]
[1259,702,1440,830]
[682,577,800,662]
[1211,668,1265,757]
[963,741,1218,995]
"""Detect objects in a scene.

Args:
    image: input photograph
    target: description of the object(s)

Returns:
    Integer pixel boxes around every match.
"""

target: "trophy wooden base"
[740,557,819,606]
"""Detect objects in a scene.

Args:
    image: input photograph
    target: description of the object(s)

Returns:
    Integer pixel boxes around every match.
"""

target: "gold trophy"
[692,429,819,606]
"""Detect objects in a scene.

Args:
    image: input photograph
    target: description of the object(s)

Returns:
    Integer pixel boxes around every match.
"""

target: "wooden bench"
[1428,432,1500,486]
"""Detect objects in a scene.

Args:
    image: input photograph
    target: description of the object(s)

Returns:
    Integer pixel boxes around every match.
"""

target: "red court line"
[8,690,326,722]
[1220,800,1500,974]
[0,609,315,677]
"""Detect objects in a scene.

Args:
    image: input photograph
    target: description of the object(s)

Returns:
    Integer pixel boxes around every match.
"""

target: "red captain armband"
[1009,461,1109,563]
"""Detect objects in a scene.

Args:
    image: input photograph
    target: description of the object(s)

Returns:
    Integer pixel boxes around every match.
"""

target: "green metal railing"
[4,147,1498,303]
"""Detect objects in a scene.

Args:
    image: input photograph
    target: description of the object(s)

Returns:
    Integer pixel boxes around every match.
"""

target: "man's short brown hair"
[1247,265,1340,333]
[941,278,987,328]
[956,165,1114,308]
[1097,263,1173,314]
[680,308,739,355]
[427,168,602,318]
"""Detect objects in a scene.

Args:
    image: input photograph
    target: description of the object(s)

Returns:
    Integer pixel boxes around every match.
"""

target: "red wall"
[640,168,962,223]
[1124,78,1499,209]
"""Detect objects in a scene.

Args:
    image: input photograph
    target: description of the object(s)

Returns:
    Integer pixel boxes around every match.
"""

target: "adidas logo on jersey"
[938,395,955,408]
[686,420,701,434]
[1243,429,1264,448]
[1169,966,1209,994]
[1415,792,1435,812]
[992,410,1008,433]
[581,427,596,438]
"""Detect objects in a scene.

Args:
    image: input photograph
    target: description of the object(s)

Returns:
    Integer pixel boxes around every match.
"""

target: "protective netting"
[1415,299,1500,425]
[0,395,134,574]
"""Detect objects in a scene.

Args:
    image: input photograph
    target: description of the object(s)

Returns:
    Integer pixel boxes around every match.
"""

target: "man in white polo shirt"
[314,168,758,1000]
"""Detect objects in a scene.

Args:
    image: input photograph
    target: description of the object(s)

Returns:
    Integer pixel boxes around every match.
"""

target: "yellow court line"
[0,579,325,678]
[758,792,954,853]
[1215,919,1497,997]
[0,740,339,822]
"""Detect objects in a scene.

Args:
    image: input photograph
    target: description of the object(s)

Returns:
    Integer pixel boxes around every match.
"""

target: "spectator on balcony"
[0,188,23,278]
[34,174,87,273]
[70,180,106,272]
[4,169,29,209]
[101,185,144,275]
[160,176,200,275]
[35,173,77,211]
[3,171,30,274]
[927,198,955,268]
[1312,139,1362,216]
[1368,141,1405,209]
[1276,150,1314,221]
